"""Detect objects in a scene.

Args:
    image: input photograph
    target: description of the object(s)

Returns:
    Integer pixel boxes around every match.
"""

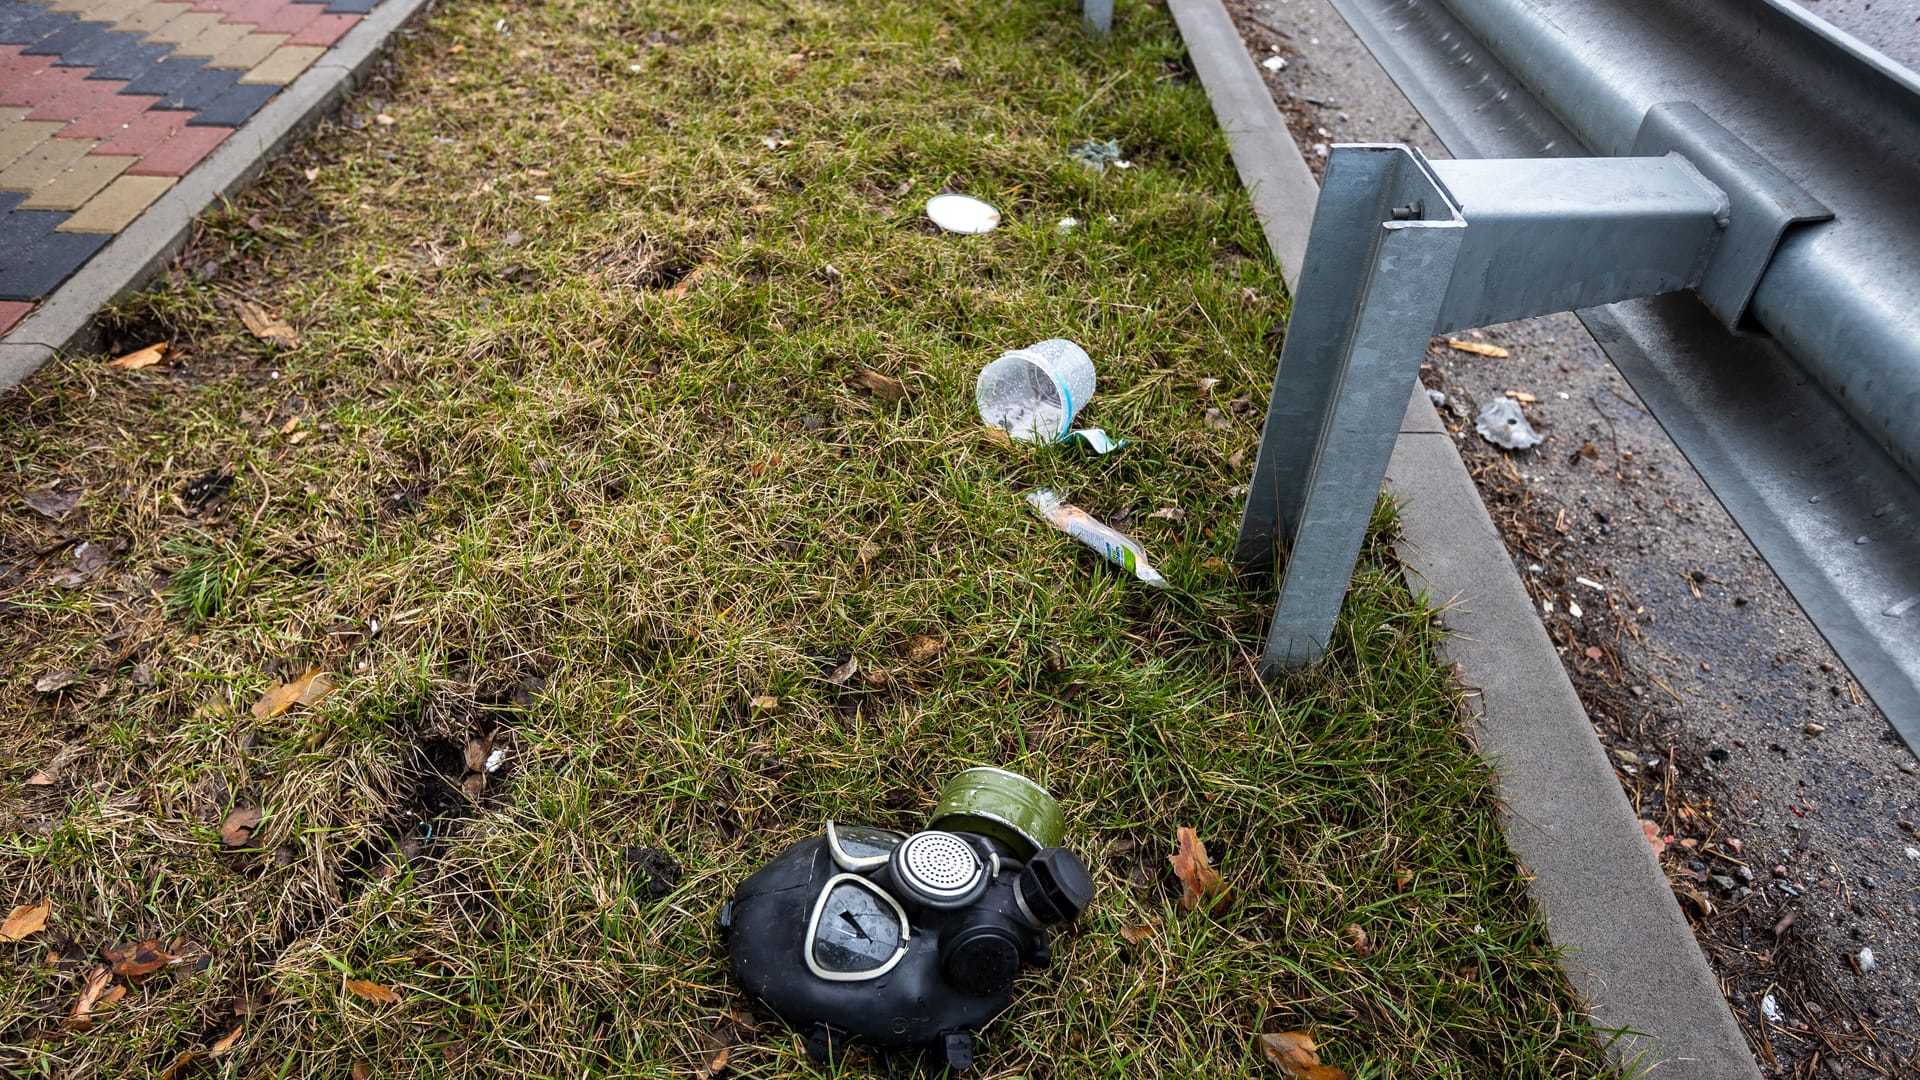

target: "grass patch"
[0,0,1615,1076]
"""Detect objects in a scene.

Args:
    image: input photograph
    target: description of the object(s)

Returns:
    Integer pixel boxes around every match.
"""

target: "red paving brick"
[251,2,323,35]
[0,300,32,337]
[25,74,125,123]
[286,13,359,47]
[125,124,231,176]
[59,92,162,141]
[91,109,189,157]
[0,65,90,110]
[0,53,56,100]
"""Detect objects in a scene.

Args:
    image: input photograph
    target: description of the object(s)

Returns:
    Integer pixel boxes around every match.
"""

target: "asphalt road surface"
[1220,1,1920,1074]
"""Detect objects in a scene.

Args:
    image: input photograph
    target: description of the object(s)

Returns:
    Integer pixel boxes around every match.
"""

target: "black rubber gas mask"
[721,768,1093,1074]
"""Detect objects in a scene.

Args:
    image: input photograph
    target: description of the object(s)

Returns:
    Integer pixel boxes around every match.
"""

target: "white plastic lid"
[926,194,1001,234]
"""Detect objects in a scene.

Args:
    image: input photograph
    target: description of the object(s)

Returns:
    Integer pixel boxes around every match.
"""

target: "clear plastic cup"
[974,339,1095,443]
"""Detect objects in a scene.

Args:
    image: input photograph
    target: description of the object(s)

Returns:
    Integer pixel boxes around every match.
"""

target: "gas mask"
[722,768,1094,1074]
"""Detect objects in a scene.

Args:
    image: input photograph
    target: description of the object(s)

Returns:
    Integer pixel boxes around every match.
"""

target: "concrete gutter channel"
[1166,0,1765,1075]
[0,0,434,389]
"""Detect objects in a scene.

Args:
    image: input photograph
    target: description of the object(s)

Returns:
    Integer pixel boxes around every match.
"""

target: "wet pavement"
[1222,0,1920,1074]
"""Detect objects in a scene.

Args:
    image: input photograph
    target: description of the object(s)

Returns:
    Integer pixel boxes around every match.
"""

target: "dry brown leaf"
[34,670,78,693]
[1148,507,1186,523]
[1170,827,1231,914]
[26,769,57,786]
[108,342,168,370]
[1117,924,1156,945]
[237,300,298,348]
[695,1045,731,1079]
[462,773,487,800]
[904,635,946,664]
[1259,1031,1348,1080]
[846,369,908,403]
[252,668,328,719]
[660,267,707,301]
[220,807,263,848]
[107,939,178,979]
[344,979,401,1004]
[1,901,50,941]
[1342,923,1371,957]
[464,732,495,774]
[23,487,81,519]
[157,1050,203,1080]
[748,695,781,714]
[1641,819,1668,856]
[1446,338,1509,358]
[824,657,859,686]
[351,1063,374,1080]
[856,541,882,568]
[67,966,114,1028]
[210,1025,244,1054]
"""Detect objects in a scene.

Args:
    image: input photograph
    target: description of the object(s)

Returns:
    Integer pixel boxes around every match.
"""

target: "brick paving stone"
[73,0,149,23]
[2,8,80,49]
[142,9,222,44]
[0,229,110,299]
[151,63,236,108]
[0,299,33,335]
[0,117,61,169]
[183,77,270,123]
[237,41,319,83]
[216,0,288,24]
[24,65,119,118]
[57,88,156,138]
[50,25,145,66]
[0,131,91,189]
[78,37,167,79]
[90,106,182,153]
[251,0,319,34]
[119,54,204,96]
[55,170,170,230]
[285,11,353,46]
[0,204,63,253]
[207,27,282,68]
[174,17,252,57]
[322,0,375,12]
[112,0,192,35]
[0,62,88,106]
[123,121,225,174]
[18,150,130,208]
[23,17,110,57]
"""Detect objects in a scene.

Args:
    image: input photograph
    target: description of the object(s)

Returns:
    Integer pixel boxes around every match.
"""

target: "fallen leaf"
[904,635,946,664]
[660,267,706,301]
[210,1025,244,1054]
[344,979,401,1004]
[1393,869,1413,890]
[157,1050,202,1080]
[1117,924,1156,945]
[221,807,263,847]
[351,1064,373,1080]
[66,966,113,1028]
[1148,507,1186,523]
[237,300,298,348]
[1170,827,1231,914]
[252,668,329,719]
[462,772,487,800]
[375,112,395,126]
[1194,377,1220,394]
[34,670,79,693]
[695,1045,731,1079]
[1446,338,1509,358]
[464,732,495,773]
[824,657,859,687]
[1641,819,1668,857]
[1203,407,1233,430]
[107,939,179,979]
[1259,1031,1348,1080]
[26,769,57,786]
[1,901,50,941]
[23,487,81,519]
[856,541,882,568]
[748,695,781,714]
[107,342,168,370]
[1504,389,1538,403]
[846,369,908,404]
[1342,923,1371,957]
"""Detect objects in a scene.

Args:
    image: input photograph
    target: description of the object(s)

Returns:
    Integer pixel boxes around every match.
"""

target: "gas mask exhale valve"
[721,768,1094,1074]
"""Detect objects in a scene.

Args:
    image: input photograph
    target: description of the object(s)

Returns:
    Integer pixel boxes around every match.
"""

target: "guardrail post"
[1083,0,1112,35]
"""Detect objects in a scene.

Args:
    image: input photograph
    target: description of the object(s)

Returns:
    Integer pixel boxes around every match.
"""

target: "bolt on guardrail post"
[1237,122,1814,678]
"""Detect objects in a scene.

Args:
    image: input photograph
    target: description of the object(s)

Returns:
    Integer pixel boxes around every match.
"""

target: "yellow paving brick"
[56,174,175,233]
[175,19,255,58]
[209,31,288,70]
[142,10,222,44]
[19,154,133,211]
[66,0,147,20]
[0,107,27,127]
[116,1,192,34]
[0,121,66,175]
[0,138,94,193]
[239,44,326,85]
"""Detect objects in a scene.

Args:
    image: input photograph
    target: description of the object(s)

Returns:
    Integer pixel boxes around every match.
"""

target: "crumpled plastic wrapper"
[1475,397,1542,450]
[1026,489,1166,587]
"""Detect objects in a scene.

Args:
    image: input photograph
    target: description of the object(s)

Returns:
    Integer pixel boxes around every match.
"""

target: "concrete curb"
[0,0,434,389]
[1166,0,1763,1075]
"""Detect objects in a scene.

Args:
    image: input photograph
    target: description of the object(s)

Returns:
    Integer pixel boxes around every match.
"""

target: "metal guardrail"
[1279,0,1920,747]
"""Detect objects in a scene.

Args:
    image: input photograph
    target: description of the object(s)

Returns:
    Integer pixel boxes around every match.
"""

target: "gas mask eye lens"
[825,821,905,871]
[805,875,910,981]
